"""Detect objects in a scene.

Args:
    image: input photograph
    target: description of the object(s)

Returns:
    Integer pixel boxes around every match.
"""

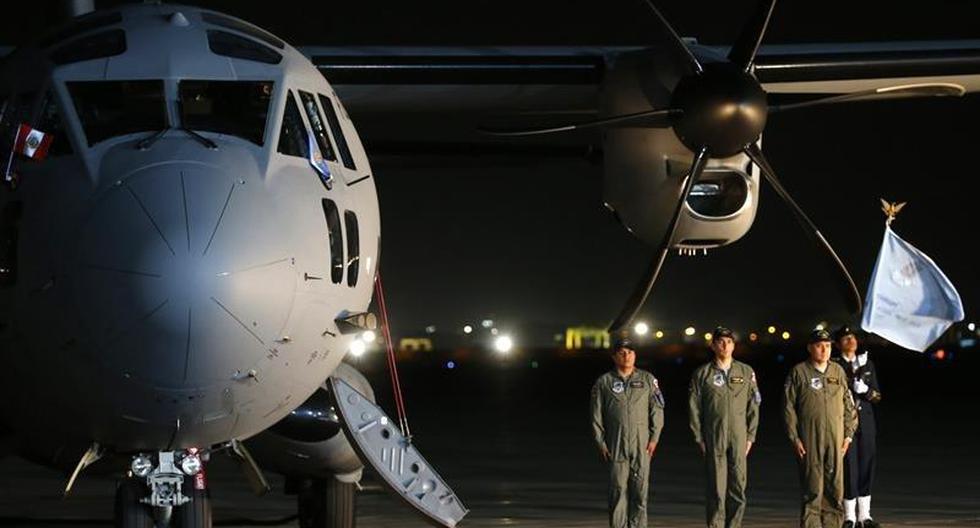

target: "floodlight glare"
[361,330,376,343]
[634,322,649,336]
[494,335,514,354]
[349,339,366,357]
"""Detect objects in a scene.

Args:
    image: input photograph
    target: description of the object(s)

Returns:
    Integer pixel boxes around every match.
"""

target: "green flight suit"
[591,368,665,528]
[783,361,858,528]
[688,360,761,528]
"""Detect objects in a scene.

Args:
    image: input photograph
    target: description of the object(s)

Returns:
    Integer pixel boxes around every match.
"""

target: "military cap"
[808,328,833,344]
[712,326,734,341]
[613,337,634,350]
[833,325,857,341]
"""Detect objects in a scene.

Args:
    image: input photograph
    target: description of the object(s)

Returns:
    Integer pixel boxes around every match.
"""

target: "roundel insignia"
[712,373,725,387]
[810,377,823,390]
[612,381,625,394]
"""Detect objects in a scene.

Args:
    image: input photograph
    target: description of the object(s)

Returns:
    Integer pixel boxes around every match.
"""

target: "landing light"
[634,322,649,336]
[494,335,514,354]
[349,339,366,357]
[131,455,153,478]
[179,452,203,476]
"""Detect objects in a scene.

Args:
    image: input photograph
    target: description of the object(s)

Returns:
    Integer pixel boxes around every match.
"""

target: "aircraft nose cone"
[72,164,298,388]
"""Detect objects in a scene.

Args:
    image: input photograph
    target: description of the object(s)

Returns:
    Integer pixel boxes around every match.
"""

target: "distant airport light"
[749,332,758,342]
[767,326,777,334]
[446,361,456,369]
[494,335,514,354]
[634,322,650,336]
[481,319,494,328]
[490,328,499,336]
[361,330,376,344]
[349,339,366,357]
[684,326,696,336]
[703,332,712,341]
[655,330,664,339]
[425,325,436,334]
[969,322,976,332]
[934,349,946,360]
[463,325,473,334]
[815,323,825,331]
[781,331,791,340]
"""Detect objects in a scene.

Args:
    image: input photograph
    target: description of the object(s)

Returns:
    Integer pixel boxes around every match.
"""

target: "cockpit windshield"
[67,80,167,146]
[179,81,273,146]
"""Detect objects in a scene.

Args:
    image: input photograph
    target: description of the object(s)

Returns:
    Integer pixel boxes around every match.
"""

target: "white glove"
[853,378,869,394]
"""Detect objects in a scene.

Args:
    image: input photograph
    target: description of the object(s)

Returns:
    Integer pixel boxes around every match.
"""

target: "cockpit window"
[180,80,273,146]
[298,91,336,162]
[38,12,123,49]
[318,95,357,171]
[200,12,285,50]
[36,91,73,156]
[277,91,309,158]
[67,80,167,146]
[207,30,282,65]
[49,29,127,66]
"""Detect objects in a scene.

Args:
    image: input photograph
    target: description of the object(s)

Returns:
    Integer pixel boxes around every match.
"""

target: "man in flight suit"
[688,326,761,528]
[833,326,882,528]
[591,338,666,528]
[784,329,858,528]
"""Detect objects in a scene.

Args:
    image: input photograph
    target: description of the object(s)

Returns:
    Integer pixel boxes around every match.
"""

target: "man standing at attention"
[784,329,858,528]
[688,326,761,528]
[591,338,666,528]
[833,326,882,528]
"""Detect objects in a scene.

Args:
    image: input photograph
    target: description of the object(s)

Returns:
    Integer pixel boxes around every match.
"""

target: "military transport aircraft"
[0,1,978,527]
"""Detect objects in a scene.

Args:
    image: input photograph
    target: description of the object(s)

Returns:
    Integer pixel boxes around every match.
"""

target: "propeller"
[480,0,962,330]
[608,147,708,333]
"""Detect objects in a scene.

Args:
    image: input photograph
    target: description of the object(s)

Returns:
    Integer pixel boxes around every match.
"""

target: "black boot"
[862,520,881,528]
[842,521,855,528]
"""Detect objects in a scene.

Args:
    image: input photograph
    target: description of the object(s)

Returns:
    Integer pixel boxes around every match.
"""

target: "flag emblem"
[13,124,53,160]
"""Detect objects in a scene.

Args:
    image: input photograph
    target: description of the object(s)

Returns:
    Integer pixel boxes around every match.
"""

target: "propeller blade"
[479,108,679,137]
[743,143,862,315]
[638,0,703,74]
[728,0,777,71]
[769,82,966,113]
[608,146,710,333]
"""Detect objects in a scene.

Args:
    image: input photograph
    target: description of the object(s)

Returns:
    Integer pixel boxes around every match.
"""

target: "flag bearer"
[783,329,858,528]
[688,326,761,528]
[833,326,882,528]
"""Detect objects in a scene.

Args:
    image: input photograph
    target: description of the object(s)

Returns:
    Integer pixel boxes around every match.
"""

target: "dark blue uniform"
[833,352,881,501]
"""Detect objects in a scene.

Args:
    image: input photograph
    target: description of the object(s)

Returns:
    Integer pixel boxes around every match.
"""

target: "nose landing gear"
[116,450,212,528]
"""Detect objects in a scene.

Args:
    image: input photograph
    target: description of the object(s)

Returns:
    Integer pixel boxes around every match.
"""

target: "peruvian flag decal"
[14,124,53,160]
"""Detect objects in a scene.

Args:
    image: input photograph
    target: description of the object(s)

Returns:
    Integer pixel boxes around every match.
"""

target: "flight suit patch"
[810,377,823,390]
[629,381,644,388]
[612,381,625,394]
[827,377,840,385]
[712,373,725,387]
[731,376,745,384]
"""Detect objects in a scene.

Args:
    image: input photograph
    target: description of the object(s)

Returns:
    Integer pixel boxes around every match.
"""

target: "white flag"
[861,224,964,352]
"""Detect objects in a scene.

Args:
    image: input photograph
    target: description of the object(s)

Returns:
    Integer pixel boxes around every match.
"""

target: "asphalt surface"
[2,344,979,527]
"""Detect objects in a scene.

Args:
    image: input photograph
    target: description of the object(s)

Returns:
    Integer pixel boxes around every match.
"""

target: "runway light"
[684,326,696,336]
[463,325,473,334]
[349,339,366,357]
[655,330,664,339]
[634,322,649,336]
[781,331,791,340]
[494,335,514,354]
[767,326,777,334]
[361,330,376,344]
[749,332,758,342]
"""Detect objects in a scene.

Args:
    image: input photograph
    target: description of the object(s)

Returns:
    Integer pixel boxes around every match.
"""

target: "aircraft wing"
[300,41,980,149]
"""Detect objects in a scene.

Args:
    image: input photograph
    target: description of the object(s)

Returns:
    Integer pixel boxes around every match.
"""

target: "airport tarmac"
[2,345,979,527]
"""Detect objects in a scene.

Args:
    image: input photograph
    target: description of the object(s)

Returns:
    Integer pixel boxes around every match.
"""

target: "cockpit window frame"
[277,90,310,159]
[317,94,357,171]
[298,90,337,163]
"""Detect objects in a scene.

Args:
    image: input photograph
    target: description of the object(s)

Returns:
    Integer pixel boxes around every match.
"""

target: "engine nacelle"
[246,362,373,483]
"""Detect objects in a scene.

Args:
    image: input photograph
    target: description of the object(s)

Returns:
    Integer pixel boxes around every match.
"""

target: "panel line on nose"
[181,172,191,253]
[103,298,170,348]
[125,184,176,257]
[203,182,236,257]
[210,295,265,345]
[182,306,192,383]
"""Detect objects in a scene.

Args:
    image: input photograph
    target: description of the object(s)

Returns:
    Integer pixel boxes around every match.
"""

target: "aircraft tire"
[173,479,212,528]
[297,478,356,528]
[114,479,154,528]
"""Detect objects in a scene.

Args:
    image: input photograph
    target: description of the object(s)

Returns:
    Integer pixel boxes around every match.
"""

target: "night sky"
[3,1,978,340]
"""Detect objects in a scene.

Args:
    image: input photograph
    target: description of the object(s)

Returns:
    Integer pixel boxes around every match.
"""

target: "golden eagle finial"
[880,199,906,225]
